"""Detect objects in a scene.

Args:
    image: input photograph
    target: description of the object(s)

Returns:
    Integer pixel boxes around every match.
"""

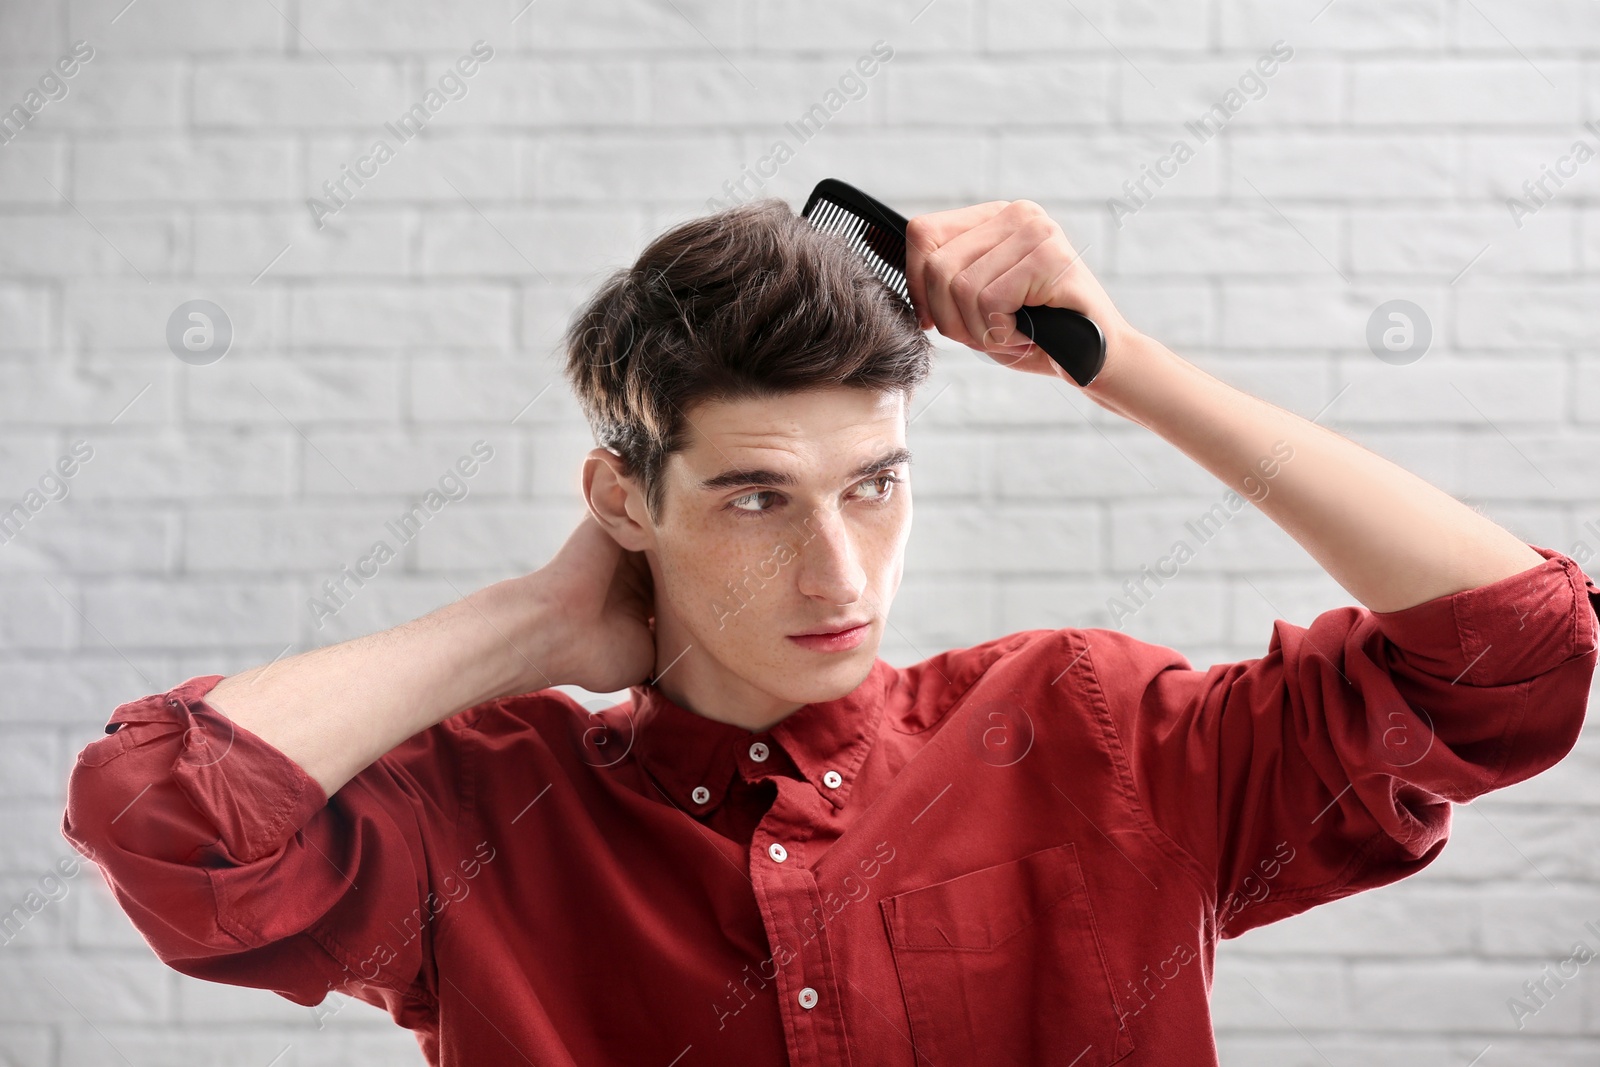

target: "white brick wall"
[2,0,1596,1062]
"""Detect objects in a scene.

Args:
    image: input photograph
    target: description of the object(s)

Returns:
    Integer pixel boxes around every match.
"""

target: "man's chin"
[775,643,878,704]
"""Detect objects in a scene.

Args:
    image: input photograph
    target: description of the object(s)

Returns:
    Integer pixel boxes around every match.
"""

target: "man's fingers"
[905,200,1009,332]
[913,207,1022,346]
[953,223,1055,351]
[917,206,1046,351]
[904,200,1011,253]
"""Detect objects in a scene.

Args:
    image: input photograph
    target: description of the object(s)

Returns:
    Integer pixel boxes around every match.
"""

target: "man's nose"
[793,506,867,604]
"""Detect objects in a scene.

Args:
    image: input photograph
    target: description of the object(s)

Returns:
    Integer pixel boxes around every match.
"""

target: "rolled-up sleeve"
[60,672,463,1025]
[1086,543,1597,938]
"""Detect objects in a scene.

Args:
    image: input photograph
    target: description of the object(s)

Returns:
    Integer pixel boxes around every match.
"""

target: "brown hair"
[561,196,933,523]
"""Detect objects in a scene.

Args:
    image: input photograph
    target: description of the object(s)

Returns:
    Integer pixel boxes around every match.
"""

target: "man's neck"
[649,659,805,734]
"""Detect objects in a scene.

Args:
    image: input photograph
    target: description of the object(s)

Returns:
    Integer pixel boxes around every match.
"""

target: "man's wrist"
[1080,326,1171,418]
[463,576,567,703]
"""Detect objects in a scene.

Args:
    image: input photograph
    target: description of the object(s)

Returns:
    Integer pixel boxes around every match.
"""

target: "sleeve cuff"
[102,674,331,865]
[1369,543,1600,687]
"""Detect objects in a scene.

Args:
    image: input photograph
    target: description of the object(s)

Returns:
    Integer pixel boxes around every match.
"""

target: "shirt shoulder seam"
[1066,627,1222,911]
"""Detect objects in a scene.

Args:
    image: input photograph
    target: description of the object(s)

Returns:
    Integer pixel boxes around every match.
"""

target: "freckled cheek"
[661,525,741,592]
[885,539,907,596]
[660,509,905,619]
[847,515,906,610]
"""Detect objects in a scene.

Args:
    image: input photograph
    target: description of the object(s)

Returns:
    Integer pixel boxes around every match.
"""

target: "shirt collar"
[623,658,891,817]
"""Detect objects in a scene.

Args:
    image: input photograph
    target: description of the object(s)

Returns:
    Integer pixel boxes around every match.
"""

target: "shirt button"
[748,741,769,762]
[822,770,842,789]
[691,786,710,804]
[767,842,788,863]
[798,986,818,1010]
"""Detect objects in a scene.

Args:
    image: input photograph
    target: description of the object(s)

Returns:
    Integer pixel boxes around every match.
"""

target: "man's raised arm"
[902,197,1555,613]
[202,512,652,797]
[1081,329,1547,613]
[57,513,654,1014]
[206,575,552,799]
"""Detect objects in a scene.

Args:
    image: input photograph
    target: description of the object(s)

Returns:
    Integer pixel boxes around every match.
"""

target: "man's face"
[642,385,912,719]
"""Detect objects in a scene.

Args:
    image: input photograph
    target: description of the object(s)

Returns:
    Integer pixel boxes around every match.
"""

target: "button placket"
[747,776,852,1066]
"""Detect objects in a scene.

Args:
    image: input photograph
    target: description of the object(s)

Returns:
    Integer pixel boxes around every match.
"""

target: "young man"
[64,197,1596,1066]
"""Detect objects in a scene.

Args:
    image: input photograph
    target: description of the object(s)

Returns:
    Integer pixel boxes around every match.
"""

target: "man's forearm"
[203,576,562,798]
[1082,330,1545,613]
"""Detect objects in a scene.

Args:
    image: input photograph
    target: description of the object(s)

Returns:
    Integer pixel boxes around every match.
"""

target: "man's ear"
[581,447,654,552]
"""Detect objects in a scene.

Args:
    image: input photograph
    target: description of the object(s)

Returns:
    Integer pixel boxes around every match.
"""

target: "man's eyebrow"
[698,447,913,493]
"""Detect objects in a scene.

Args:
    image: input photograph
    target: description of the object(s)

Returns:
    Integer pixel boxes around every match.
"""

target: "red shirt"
[63,544,1597,1067]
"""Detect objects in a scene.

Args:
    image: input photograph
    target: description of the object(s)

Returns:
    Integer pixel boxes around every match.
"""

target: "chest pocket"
[879,841,1134,1067]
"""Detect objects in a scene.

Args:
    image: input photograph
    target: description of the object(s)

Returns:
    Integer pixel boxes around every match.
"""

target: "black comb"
[801,177,1106,387]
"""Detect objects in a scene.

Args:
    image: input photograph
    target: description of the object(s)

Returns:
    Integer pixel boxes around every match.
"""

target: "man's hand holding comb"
[904,199,1136,384]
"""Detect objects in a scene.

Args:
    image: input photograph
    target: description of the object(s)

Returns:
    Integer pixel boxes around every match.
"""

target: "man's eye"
[855,473,900,501]
[728,474,900,517]
[729,490,778,514]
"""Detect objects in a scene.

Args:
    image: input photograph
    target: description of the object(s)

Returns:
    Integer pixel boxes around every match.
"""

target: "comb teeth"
[804,198,913,310]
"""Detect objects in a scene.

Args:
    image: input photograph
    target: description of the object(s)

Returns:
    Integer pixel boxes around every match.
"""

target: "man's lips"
[790,620,870,638]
